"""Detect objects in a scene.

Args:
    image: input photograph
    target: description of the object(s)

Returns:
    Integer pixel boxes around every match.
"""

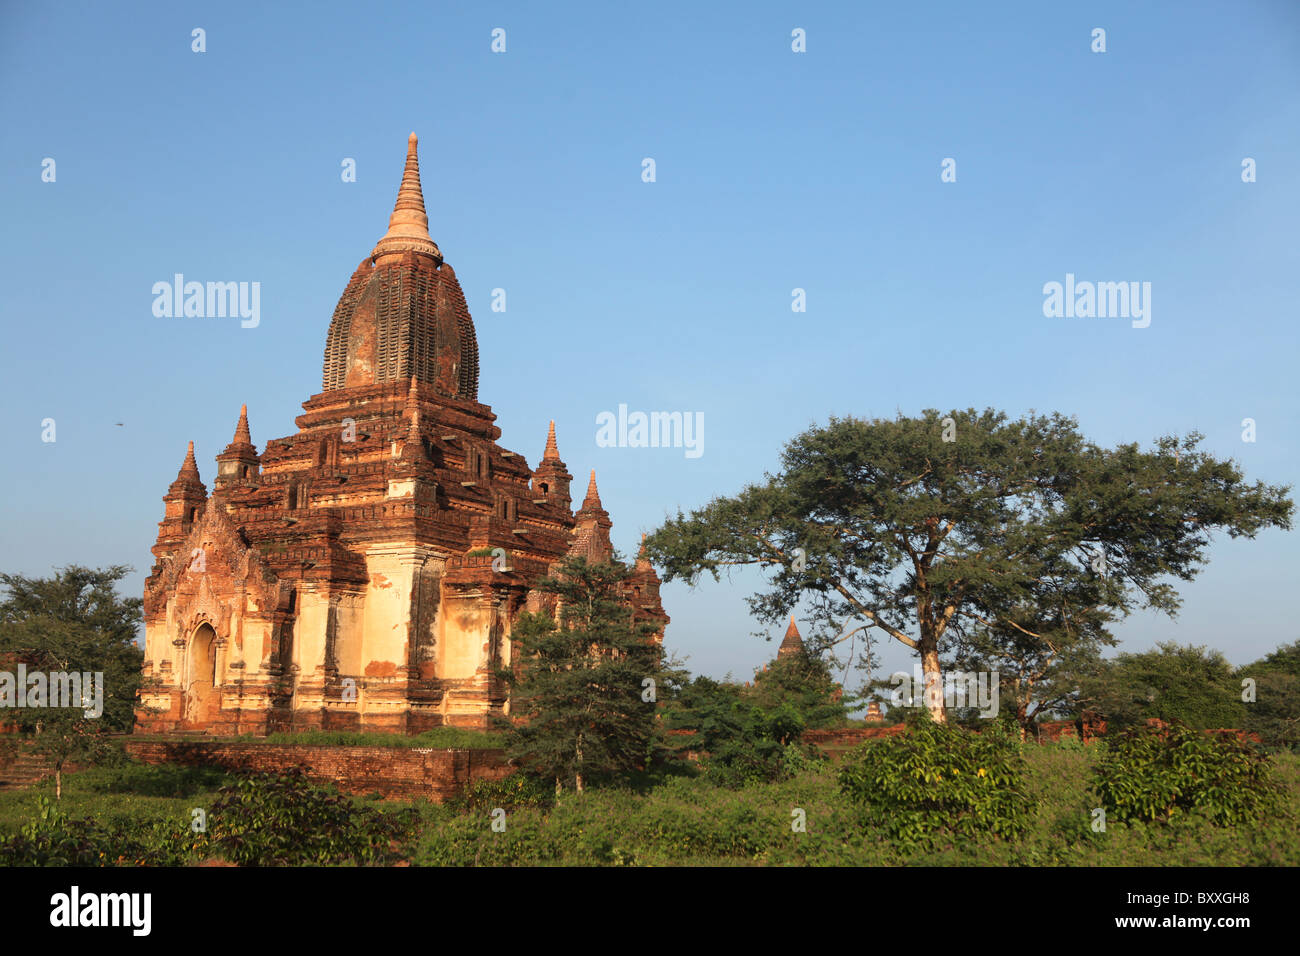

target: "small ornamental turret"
[215,404,260,492]
[397,377,427,466]
[532,419,572,510]
[166,441,207,523]
[569,470,614,563]
[152,441,209,572]
[625,532,670,639]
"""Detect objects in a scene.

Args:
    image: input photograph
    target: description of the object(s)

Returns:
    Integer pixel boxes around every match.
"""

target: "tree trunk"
[921,643,946,723]
[575,733,584,794]
[55,766,62,801]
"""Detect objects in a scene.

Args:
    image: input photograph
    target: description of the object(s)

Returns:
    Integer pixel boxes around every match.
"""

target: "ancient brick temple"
[136,133,668,735]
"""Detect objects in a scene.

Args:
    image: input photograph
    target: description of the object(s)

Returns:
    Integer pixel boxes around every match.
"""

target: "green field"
[2,742,1297,866]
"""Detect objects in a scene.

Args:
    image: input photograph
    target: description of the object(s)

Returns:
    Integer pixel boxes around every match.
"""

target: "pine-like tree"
[499,556,675,793]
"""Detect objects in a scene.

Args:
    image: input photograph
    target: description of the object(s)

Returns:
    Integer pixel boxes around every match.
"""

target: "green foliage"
[1078,642,1246,731]
[0,566,147,796]
[5,743,1300,866]
[663,676,818,787]
[645,410,1292,725]
[0,565,144,733]
[0,795,176,866]
[414,746,1300,866]
[1245,639,1300,679]
[81,761,234,798]
[191,770,415,866]
[500,556,677,792]
[747,651,851,728]
[450,773,554,814]
[1239,641,1300,750]
[838,710,1033,843]
[1238,672,1300,750]
[1093,721,1283,827]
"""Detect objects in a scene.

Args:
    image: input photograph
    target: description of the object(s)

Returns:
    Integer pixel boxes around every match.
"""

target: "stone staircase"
[0,750,57,790]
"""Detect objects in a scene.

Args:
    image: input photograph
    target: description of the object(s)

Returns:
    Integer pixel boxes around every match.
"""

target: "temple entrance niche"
[183,622,219,727]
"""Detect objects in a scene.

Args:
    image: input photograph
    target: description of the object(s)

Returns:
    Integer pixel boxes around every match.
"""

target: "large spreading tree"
[644,409,1292,728]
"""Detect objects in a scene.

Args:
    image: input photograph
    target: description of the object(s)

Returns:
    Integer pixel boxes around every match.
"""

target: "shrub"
[838,710,1033,843]
[450,773,554,814]
[1093,720,1283,826]
[194,770,415,865]
[0,796,173,866]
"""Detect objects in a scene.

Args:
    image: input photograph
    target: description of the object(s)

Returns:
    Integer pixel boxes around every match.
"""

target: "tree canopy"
[645,409,1293,724]
[0,565,144,796]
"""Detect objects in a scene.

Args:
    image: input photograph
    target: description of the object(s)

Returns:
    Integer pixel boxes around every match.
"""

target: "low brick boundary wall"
[123,740,512,803]
[803,726,906,758]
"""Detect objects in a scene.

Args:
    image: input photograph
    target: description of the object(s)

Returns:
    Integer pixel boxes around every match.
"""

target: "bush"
[450,773,554,814]
[1093,721,1283,826]
[665,677,814,787]
[0,796,175,866]
[194,770,416,865]
[837,710,1033,843]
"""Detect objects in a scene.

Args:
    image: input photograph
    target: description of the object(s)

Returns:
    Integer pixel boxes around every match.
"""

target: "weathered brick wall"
[803,726,906,757]
[123,740,511,803]
[1035,720,1081,742]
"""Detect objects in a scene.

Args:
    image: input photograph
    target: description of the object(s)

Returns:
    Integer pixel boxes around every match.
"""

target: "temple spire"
[179,441,200,480]
[778,614,804,660]
[371,132,442,261]
[583,469,602,508]
[543,420,560,461]
[232,404,252,445]
[168,440,207,498]
[215,404,260,490]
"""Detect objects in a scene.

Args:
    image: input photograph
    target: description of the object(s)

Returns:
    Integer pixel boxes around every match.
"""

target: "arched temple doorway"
[183,622,219,727]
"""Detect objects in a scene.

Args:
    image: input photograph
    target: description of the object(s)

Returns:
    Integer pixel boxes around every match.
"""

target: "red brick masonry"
[123,740,512,803]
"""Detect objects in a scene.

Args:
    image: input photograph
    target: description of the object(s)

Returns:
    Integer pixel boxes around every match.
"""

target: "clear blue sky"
[1,1,1297,691]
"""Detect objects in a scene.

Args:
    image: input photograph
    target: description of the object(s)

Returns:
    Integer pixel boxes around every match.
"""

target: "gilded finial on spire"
[372,132,442,261]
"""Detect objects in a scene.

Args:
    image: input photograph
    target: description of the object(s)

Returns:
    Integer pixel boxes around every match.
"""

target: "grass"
[403,745,1300,866]
[0,762,235,845]
[2,742,1296,866]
